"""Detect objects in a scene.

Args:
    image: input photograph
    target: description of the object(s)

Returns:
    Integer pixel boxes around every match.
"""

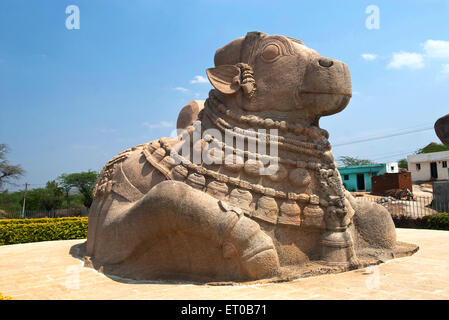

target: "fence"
[358,194,447,219]
[1,207,89,219]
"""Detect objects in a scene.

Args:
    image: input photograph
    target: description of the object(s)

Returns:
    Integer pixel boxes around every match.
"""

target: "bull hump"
[120,147,167,195]
[93,143,164,201]
[93,147,135,199]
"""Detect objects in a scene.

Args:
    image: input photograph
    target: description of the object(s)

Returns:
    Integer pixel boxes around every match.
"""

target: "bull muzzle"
[298,56,352,117]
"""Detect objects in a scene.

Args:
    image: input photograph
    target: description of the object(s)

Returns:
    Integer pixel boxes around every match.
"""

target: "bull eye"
[261,44,280,62]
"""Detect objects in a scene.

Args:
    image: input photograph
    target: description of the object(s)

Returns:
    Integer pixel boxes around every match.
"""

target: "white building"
[407,150,449,182]
[385,162,399,173]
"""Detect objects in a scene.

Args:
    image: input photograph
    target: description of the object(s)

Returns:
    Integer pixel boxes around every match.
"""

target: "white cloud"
[174,87,189,93]
[190,75,208,84]
[361,53,377,61]
[387,52,424,70]
[143,121,174,129]
[387,39,449,76]
[422,40,449,59]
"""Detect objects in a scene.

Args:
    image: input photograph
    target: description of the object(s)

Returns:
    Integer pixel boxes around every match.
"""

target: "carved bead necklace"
[150,138,322,205]
[207,91,331,147]
[203,98,335,165]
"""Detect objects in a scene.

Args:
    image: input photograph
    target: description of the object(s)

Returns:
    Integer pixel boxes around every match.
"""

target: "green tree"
[1,185,85,215]
[58,171,98,208]
[58,173,75,208]
[10,181,64,213]
[24,188,47,211]
[338,156,376,167]
[0,189,24,213]
[0,144,24,189]
[23,181,64,212]
[416,142,449,154]
[398,158,408,170]
[40,180,64,211]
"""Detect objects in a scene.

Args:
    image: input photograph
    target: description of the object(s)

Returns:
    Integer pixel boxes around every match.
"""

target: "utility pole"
[21,183,28,218]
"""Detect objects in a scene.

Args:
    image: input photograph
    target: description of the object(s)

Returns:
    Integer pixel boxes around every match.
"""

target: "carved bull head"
[206,31,352,124]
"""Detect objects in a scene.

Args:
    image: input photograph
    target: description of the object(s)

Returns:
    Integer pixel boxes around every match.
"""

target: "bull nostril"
[319,58,333,68]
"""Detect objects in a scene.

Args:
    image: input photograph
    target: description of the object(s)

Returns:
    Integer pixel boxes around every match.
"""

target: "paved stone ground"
[0,228,448,300]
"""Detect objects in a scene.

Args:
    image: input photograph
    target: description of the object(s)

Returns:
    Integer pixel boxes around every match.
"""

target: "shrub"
[0,217,88,245]
[0,292,12,300]
[427,213,449,230]
[0,217,83,225]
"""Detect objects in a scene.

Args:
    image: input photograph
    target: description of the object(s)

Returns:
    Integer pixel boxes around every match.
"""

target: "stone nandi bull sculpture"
[80,32,417,282]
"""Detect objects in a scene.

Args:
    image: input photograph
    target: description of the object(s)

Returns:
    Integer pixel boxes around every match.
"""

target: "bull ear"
[206,65,241,95]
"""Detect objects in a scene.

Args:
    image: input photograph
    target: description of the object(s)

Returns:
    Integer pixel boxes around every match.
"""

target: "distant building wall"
[338,163,398,192]
[407,151,449,182]
[371,172,413,195]
[341,172,377,192]
[385,162,399,173]
[341,173,358,192]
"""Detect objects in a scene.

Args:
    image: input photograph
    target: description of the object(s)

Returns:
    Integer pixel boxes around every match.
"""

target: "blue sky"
[1,0,449,190]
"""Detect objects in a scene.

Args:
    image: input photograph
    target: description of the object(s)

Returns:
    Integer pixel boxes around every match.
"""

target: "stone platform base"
[1,228,448,300]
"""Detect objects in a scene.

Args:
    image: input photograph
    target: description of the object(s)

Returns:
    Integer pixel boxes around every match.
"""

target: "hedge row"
[0,292,12,300]
[427,213,449,230]
[0,217,84,225]
[0,217,88,245]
